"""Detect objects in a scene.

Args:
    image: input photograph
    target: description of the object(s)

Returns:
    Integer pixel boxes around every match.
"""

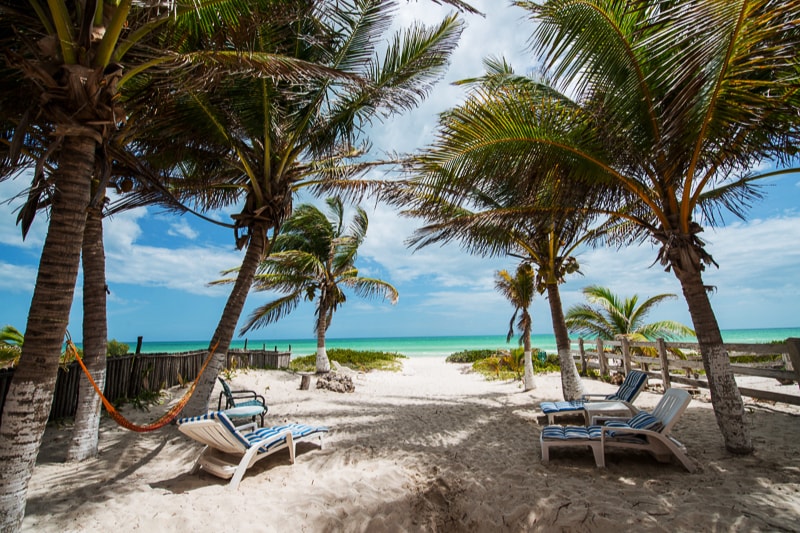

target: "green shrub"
[107,339,130,357]
[289,348,407,373]
[0,345,21,368]
[446,349,497,363]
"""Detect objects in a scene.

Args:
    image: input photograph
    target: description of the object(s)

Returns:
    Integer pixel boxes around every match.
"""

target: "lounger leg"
[229,446,260,490]
[540,437,550,463]
[286,431,296,464]
[590,443,605,468]
[191,446,208,474]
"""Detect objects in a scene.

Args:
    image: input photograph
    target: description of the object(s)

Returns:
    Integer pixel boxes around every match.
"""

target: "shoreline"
[89,326,800,356]
[22,358,800,532]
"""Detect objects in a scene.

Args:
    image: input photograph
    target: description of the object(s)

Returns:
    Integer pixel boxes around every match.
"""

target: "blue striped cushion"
[627,412,662,431]
[177,411,250,448]
[248,423,330,452]
[603,411,661,440]
[540,400,585,414]
[606,370,647,401]
[541,425,602,440]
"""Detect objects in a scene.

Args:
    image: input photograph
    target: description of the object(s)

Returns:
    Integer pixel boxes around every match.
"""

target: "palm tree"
[0,0,344,526]
[64,205,107,463]
[144,2,464,415]
[396,59,625,399]
[495,263,537,391]
[507,0,800,453]
[565,286,696,351]
[216,197,399,373]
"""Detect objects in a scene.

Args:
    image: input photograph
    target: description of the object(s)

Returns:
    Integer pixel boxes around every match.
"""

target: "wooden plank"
[738,387,800,406]
[729,365,796,381]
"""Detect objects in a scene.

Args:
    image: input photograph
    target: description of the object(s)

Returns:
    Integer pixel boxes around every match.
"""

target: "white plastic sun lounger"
[177,411,328,489]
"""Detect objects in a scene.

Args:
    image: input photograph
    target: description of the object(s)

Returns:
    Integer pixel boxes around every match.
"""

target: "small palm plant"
[565,286,695,357]
[495,263,536,391]
[0,325,23,368]
[215,197,398,373]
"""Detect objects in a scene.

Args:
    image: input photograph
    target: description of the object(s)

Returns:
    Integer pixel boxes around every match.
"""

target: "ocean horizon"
[112,326,800,358]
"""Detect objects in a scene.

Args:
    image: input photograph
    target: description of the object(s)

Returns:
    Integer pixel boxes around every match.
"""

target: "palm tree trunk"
[66,208,106,462]
[0,136,94,531]
[183,223,268,417]
[315,306,331,374]
[546,283,586,400]
[522,324,535,391]
[672,265,752,454]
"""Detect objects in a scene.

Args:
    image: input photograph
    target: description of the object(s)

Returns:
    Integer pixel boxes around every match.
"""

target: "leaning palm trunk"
[183,223,269,417]
[546,283,585,400]
[66,208,107,461]
[0,136,94,531]
[316,307,331,374]
[522,328,535,391]
[673,264,752,453]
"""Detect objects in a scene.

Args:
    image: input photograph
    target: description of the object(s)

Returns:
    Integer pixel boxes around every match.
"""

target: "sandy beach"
[22,358,800,532]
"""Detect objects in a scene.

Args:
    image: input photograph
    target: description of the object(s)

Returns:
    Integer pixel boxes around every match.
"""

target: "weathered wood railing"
[571,337,800,406]
[0,348,291,421]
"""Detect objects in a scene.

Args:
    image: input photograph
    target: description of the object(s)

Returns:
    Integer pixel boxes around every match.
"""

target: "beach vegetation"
[215,197,399,374]
[159,2,465,418]
[446,349,498,363]
[396,57,612,402]
[565,286,695,358]
[2,0,361,524]
[508,0,800,454]
[289,349,406,373]
[495,263,537,390]
[449,347,561,381]
[106,340,130,358]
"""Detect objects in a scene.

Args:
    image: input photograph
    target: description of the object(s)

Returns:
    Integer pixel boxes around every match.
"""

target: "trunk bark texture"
[66,209,106,461]
[673,265,753,454]
[183,223,268,417]
[522,329,535,391]
[0,136,94,531]
[316,308,331,373]
[546,283,586,400]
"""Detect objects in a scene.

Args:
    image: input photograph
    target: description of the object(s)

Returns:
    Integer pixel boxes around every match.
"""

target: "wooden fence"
[571,337,800,406]
[0,349,291,421]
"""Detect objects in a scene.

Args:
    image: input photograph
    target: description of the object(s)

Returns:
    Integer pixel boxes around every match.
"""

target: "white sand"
[22,358,800,532]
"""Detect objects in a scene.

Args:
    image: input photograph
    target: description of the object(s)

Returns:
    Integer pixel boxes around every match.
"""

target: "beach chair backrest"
[177,411,250,453]
[650,388,691,435]
[606,370,648,402]
[218,377,237,407]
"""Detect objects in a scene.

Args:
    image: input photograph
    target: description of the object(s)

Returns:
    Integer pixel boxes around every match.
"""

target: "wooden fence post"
[621,337,632,374]
[597,339,607,375]
[579,338,587,375]
[657,338,671,389]
[785,338,800,389]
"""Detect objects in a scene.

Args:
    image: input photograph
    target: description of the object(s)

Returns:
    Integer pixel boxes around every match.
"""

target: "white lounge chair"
[601,388,695,471]
[177,411,328,489]
[539,370,649,424]
[540,388,694,471]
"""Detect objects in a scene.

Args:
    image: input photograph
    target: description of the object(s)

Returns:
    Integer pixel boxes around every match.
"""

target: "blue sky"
[2,1,799,344]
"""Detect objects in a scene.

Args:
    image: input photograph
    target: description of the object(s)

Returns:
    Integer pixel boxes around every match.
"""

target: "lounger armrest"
[229,390,266,403]
[600,425,656,442]
[581,393,612,400]
[237,421,258,433]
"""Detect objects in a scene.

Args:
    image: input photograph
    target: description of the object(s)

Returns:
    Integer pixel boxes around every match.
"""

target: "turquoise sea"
[122,327,800,357]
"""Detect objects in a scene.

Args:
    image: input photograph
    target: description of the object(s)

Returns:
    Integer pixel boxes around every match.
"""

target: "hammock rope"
[65,335,219,433]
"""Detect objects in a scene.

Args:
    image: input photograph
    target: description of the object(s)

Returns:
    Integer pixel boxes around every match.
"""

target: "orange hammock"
[65,336,219,433]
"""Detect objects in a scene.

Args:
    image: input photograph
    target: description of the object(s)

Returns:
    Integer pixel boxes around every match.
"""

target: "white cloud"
[167,219,199,240]
[0,262,36,293]
[103,208,244,296]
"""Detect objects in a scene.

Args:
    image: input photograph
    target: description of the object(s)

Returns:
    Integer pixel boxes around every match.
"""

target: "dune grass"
[289,348,407,373]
